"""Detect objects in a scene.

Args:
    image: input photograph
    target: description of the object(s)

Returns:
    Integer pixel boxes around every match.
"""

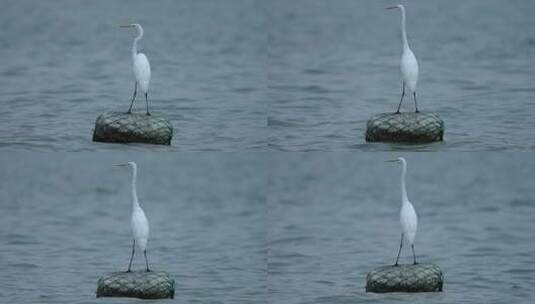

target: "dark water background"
[268,153,535,303]
[0,0,266,151]
[0,153,266,303]
[267,0,535,151]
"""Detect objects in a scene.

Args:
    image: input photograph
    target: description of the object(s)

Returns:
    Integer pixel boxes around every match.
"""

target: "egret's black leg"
[395,82,405,114]
[413,92,419,113]
[127,240,135,272]
[412,244,418,265]
[145,93,150,116]
[127,82,137,114]
[144,249,151,272]
[394,233,403,266]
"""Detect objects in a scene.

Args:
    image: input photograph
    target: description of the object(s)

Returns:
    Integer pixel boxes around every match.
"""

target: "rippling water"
[1,153,534,303]
[2,1,534,151]
[267,0,535,151]
[0,153,266,303]
[1,1,535,303]
[0,0,266,151]
[268,153,535,303]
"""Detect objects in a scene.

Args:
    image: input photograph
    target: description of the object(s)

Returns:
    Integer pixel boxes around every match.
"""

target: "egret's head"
[120,24,143,36]
[120,23,141,29]
[385,4,404,10]
[385,157,406,164]
[113,161,137,169]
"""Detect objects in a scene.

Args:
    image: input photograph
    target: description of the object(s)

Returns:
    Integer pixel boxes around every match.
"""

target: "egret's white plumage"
[120,24,152,115]
[116,161,151,272]
[386,4,420,113]
[387,157,418,265]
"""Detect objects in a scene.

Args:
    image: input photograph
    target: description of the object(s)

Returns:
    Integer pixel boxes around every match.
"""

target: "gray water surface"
[1,153,534,303]
[0,153,266,303]
[268,153,535,303]
[267,0,535,151]
[0,0,266,151]
[2,1,535,151]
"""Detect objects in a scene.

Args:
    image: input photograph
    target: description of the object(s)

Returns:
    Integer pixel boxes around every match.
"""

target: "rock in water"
[366,263,443,293]
[93,112,173,145]
[96,271,175,299]
[365,112,444,143]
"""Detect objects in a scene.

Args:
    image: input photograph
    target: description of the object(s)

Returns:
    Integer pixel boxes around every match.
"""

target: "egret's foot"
[126,111,132,115]
[415,110,420,113]
[126,269,132,273]
[146,268,151,272]
[395,111,401,114]
[146,112,151,116]
[393,263,399,267]
[413,262,419,265]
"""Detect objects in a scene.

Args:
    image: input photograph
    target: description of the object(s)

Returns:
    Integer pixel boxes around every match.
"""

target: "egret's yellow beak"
[113,163,129,167]
[385,6,398,10]
[385,159,398,163]
[119,25,134,28]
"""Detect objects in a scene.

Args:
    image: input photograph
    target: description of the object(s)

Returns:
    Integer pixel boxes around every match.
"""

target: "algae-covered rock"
[96,271,175,299]
[93,112,173,145]
[365,112,444,143]
[366,263,443,293]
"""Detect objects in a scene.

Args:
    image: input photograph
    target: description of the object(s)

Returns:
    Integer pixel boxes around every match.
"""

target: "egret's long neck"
[400,6,409,51]
[131,166,140,209]
[400,161,409,204]
[132,26,143,59]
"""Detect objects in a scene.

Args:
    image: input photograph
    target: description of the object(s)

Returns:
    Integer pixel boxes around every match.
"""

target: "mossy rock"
[366,263,443,293]
[365,112,444,143]
[96,271,175,299]
[93,112,173,145]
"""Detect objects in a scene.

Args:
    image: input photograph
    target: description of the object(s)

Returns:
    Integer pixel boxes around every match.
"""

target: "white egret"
[386,4,420,114]
[385,157,418,265]
[115,161,151,272]
[120,24,152,116]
